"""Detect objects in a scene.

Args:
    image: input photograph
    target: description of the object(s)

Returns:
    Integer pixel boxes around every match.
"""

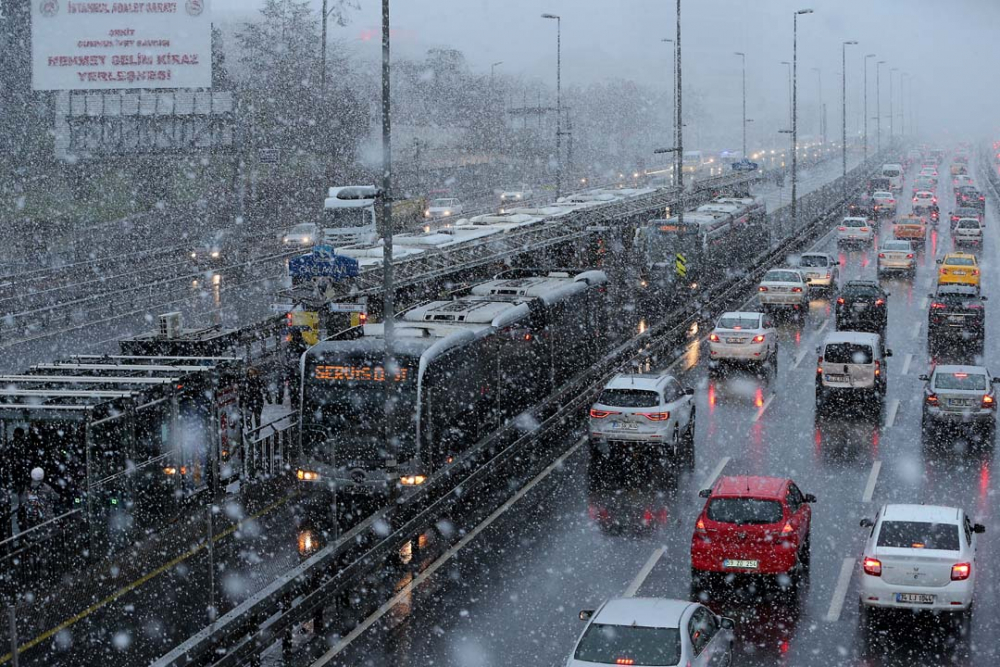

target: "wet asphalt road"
[320,158,1000,667]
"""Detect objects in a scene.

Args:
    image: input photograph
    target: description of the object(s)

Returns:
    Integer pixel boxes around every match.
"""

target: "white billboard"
[32,0,212,91]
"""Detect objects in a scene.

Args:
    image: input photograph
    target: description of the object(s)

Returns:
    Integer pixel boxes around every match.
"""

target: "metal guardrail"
[151,156,883,667]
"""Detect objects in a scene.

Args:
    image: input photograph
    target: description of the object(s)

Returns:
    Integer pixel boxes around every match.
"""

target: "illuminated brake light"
[954,372,969,378]
[951,562,971,581]
[638,411,671,421]
[926,393,939,405]
[838,226,847,231]
[878,253,886,258]
[758,286,769,292]
[696,518,707,533]
[874,298,885,307]
[791,287,803,293]
[589,408,620,419]
[860,227,870,232]
[863,557,882,576]
[836,297,845,305]
[751,334,766,343]
[709,333,720,342]
[781,522,794,534]
[616,659,635,666]
[973,269,980,276]
[874,360,881,377]
[983,394,996,409]
[906,254,914,259]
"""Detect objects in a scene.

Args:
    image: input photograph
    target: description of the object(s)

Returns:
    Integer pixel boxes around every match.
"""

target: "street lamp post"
[890,67,898,140]
[781,61,792,127]
[541,13,562,198]
[812,67,823,144]
[876,60,885,153]
[379,0,396,469]
[842,41,857,201]
[662,38,675,184]
[491,61,503,79]
[864,54,875,161]
[734,52,746,158]
[792,8,814,231]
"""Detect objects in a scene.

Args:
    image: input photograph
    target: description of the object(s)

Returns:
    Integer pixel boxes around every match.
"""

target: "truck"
[322,186,426,248]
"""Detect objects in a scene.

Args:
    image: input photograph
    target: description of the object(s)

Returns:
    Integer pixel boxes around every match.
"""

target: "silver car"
[877,240,915,275]
[798,252,840,290]
[954,218,983,247]
[837,217,875,246]
[920,364,998,436]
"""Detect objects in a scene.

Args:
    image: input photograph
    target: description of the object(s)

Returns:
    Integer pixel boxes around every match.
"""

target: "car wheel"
[683,412,696,470]
[800,532,812,568]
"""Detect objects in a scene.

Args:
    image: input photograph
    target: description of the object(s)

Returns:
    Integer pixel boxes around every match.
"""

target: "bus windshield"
[323,206,373,229]
[643,223,700,263]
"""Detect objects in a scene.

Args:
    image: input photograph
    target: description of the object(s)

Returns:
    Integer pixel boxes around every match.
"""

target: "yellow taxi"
[937,252,981,288]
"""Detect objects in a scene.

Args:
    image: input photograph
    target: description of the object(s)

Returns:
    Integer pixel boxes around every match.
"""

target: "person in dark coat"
[241,367,271,431]
[277,328,309,408]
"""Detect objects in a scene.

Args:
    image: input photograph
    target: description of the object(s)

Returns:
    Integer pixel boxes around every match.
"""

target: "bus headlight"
[296,469,321,482]
[400,474,427,486]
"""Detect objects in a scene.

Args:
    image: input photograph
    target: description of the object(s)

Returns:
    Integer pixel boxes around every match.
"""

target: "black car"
[951,206,983,229]
[955,186,985,211]
[927,284,986,353]
[847,195,874,219]
[835,280,889,335]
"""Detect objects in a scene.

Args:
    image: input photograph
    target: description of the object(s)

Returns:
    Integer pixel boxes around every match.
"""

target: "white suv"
[589,374,696,467]
[859,504,984,624]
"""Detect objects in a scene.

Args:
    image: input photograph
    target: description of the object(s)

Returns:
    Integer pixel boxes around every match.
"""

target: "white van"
[880,163,903,192]
[815,331,892,414]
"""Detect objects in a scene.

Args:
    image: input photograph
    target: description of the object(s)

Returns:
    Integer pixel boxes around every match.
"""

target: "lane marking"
[311,436,586,665]
[862,460,882,503]
[909,320,921,340]
[817,318,830,334]
[624,547,666,598]
[884,399,900,429]
[699,456,731,492]
[901,353,913,376]
[919,296,929,310]
[791,319,829,370]
[751,392,776,423]
[825,557,857,622]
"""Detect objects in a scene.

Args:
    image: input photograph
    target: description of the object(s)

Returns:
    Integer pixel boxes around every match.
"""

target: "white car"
[424,198,464,219]
[837,217,875,246]
[282,223,320,247]
[920,365,998,435]
[798,252,840,290]
[859,504,984,621]
[499,186,534,208]
[757,268,808,312]
[589,373,696,467]
[912,190,937,213]
[877,240,915,275]
[953,174,975,189]
[872,191,897,217]
[708,311,777,372]
[569,598,734,667]
[954,218,984,247]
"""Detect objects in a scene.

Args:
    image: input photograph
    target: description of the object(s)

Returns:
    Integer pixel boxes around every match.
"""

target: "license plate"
[953,270,967,275]
[826,374,849,383]
[807,273,822,279]
[854,303,868,312]
[948,315,964,323]
[896,593,934,604]
[949,398,974,407]
[612,422,638,430]
[723,559,759,570]
[726,337,745,344]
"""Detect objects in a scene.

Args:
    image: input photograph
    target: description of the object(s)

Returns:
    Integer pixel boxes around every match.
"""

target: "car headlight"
[443,211,451,216]
[190,252,197,259]
[303,237,310,243]
[424,211,430,217]
[210,251,220,258]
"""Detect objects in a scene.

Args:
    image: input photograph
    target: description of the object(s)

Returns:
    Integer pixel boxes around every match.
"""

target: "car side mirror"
[982,296,989,301]
[919,374,930,381]
[719,616,736,630]
[936,259,943,264]
[885,350,893,358]
[974,524,986,534]
[698,489,712,498]
[765,320,774,328]
[684,387,695,396]
[579,609,595,621]
[927,294,934,299]
[815,346,822,354]
[860,518,874,528]
[804,493,817,503]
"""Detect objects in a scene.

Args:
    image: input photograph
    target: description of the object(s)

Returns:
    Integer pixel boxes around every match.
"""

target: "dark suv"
[835,280,889,335]
[955,186,985,212]
[928,285,987,354]
[847,195,874,219]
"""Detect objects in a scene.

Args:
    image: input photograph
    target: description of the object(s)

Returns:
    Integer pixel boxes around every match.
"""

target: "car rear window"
[717,316,760,330]
[934,372,988,391]
[597,389,660,408]
[843,219,866,227]
[799,255,829,267]
[707,498,783,525]
[957,220,980,229]
[763,270,800,283]
[574,624,681,666]
[945,257,975,266]
[882,242,910,251]
[842,284,881,297]
[877,521,960,551]
[823,343,874,365]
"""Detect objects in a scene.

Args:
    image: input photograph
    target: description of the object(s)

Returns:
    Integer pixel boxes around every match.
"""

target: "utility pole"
[676,0,683,219]
[864,54,875,162]
[781,61,792,128]
[735,52,746,158]
[842,40,857,202]
[380,0,396,468]
[812,67,823,144]
[542,13,562,198]
[321,0,329,93]
[792,9,814,230]
[662,38,675,184]
[890,67,898,141]
[876,60,885,154]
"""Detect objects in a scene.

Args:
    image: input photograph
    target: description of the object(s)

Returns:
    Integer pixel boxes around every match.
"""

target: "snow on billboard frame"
[31,0,212,92]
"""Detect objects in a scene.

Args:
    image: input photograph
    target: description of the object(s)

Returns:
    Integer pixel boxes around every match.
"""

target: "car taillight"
[926,393,939,405]
[875,298,885,306]
[860,227,870,232]
[817,357,823,374]
[781,522,794,534]
[863,557,882,576]
[696,518,707,533]
[983,395,996,409]
[838,226,847,231]
[758,286,769,292]
[709,333,720,342]
[973,269,980,276]
[616,659,635,666]
[878,253,886,258]
[751,334,765,343]
[906,253,914,259]
[836,297,845,305]
[590,409,620,419]
[638,411,671,421]
[951,563,971,581]
[874,360,881,377]
[931,302,946,309]
[791,287,803,293]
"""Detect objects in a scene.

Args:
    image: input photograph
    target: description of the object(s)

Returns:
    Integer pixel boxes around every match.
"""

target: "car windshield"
[431,199,456,207]
[877,521,960,551]
[574,624,682,666]
[945,257,976,266]
[799,255,829,267]
[934,372,988,391]
[597,388,661,408]
[882,242,910,251]
[708,498,783,525]
[764,271,800,283]
[290,224,314,234]
[824,343,874,365]
[717,316,760,330]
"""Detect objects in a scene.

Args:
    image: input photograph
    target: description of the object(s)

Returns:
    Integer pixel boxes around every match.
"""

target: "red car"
[691,476,815,585]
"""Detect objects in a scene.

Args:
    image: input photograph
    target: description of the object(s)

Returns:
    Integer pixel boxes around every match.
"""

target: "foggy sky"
[213,0,1000,144]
